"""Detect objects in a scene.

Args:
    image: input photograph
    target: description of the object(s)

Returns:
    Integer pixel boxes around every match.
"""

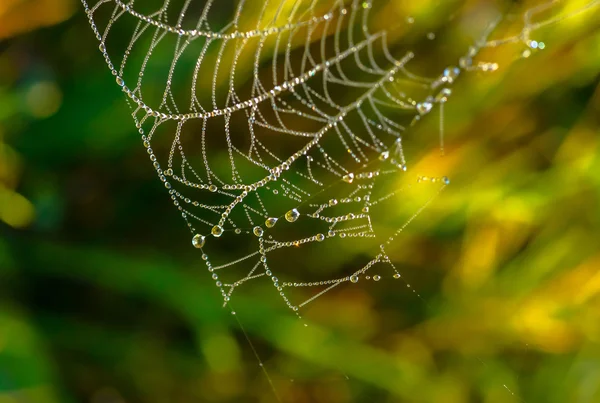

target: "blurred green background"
[1,0,600,402]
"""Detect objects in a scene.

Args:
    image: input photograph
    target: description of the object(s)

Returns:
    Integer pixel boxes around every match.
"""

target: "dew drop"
[316,233,325,242]
[459,56,472,68]
[393,273,401,279]
[373,275,381,281]
[211,225,224,237]
[350,275,359,283]
[379,150,390,161]
[416,102,432,115]
[342,173,354,183]
[209,184,218,192]
[192,234,205,248]
[285,209,300,222]
[265,217,278,228]
[443,66,460,83]
[435,88,452,103]
[253,226,264,237]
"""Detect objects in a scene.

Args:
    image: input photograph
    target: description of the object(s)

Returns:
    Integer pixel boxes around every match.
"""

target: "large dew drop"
[211,225,224,237]
[265,217,278,228]
[285,209,300,222]
[342,173,354,183]
[191,234,205,248]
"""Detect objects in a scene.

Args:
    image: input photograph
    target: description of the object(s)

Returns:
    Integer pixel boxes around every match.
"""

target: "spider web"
[81,0,599,319]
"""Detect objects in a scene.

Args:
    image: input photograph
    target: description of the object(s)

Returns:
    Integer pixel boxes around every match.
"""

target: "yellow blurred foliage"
[0,187,35,228]
[0,133,35,228]
[0,0,76,40]
[26,81,63,119]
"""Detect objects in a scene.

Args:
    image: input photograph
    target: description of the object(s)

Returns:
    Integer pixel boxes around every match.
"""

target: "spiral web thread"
[81,0,598,316]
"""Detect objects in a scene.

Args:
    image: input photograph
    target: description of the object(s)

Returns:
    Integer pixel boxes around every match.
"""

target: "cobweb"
[81,0,599,319]
[81,0,600,400]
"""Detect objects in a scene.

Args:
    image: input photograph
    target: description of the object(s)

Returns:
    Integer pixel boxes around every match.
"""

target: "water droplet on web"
[209,184,217,192]
[393,273,401,279]
[211,225,224,237]
[265,217,278,228]
[350,275,359,283]
[342,173,354,183]
[416,102,432,115]
[443,66,460,83]
[285,209,300,222]
[459,56,472,68]
[373,275,381,281]
[192,234,205,248]
[253,226,264,237]
[379,150,389,161]
[435,88,452,103]
[316,233,325,242]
